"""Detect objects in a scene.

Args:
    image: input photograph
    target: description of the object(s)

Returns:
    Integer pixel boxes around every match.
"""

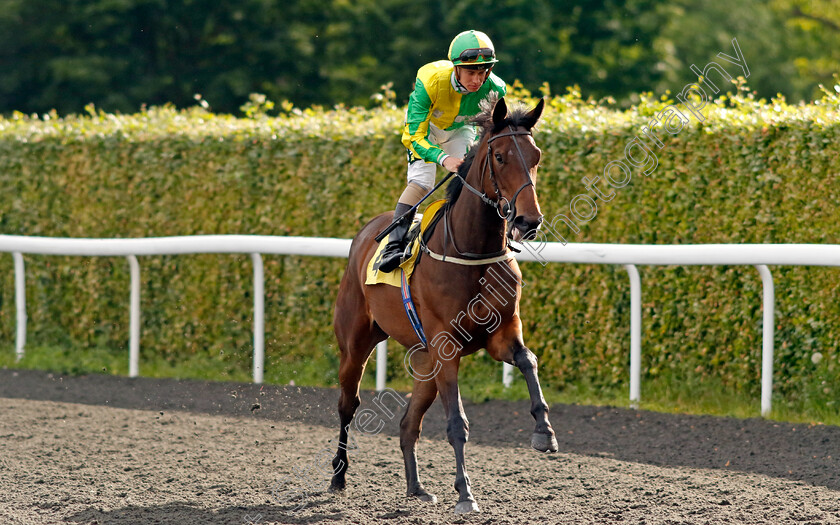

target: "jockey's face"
[456,67,489,93]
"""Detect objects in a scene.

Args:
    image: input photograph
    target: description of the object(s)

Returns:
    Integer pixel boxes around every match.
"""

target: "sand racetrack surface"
[1,369,839,524]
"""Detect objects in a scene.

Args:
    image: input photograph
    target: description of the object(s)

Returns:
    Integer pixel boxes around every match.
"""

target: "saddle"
[365,199,446,287]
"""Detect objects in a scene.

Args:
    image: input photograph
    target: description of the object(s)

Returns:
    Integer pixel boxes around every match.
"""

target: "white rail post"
[376,340,388,391]
[13,252,26,361]
[503,362,514,387]
[251,253,265,384]
[755,265,775,417]
[624,264,642,409]
[127,255,141,378]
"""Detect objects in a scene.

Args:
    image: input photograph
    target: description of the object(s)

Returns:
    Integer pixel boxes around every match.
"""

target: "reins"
[457,127,534,222]
[420,125,535,265]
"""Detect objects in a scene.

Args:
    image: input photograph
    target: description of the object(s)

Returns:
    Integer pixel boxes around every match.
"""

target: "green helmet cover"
[448,30,498,67]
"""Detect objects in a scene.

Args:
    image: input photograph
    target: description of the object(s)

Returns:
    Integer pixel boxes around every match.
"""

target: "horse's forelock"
[492,102,538,133]
[472,95,539,136]
[471,92,499,132]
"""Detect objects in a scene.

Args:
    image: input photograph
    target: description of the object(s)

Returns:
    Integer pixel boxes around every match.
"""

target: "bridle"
[457,126,535,224]
[433,125,536,261]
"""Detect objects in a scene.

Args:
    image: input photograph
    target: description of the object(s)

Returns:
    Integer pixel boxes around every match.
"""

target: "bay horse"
[330,96,557,514]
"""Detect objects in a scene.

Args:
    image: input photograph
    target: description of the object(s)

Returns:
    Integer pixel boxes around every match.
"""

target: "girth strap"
[420,245,516,266]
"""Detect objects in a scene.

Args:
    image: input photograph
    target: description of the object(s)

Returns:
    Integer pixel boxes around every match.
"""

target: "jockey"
[377,30,507,273]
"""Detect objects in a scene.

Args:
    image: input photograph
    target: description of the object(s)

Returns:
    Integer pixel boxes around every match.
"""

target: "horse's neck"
[444,165,506,257]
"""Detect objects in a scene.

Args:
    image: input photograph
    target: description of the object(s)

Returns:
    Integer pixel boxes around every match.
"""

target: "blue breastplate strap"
[400,268,428,346]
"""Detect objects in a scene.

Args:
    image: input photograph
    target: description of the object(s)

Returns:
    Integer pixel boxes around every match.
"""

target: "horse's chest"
[415,270,519,341]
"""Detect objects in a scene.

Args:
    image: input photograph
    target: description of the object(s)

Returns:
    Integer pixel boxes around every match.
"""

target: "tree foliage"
[0,0,837,114]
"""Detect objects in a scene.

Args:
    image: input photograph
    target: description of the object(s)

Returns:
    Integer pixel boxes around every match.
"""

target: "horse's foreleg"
[512,344,558,453]
[399,363,438,503]
[435,359,479,514]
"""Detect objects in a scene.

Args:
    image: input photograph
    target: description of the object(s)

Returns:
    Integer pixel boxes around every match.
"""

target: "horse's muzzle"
[511,215,543,242]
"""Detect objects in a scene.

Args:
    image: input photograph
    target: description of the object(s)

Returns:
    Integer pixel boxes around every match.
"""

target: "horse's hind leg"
[329,282,384,492]
[400,352,439,503]
[329,326,382,492]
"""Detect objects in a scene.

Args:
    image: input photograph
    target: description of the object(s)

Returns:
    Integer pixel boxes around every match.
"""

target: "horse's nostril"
[512,216,542,241]
[514,216,541,232]
[514,216,533,225]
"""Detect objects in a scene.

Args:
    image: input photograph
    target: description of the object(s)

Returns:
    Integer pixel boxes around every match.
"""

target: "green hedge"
[1,86,839,407]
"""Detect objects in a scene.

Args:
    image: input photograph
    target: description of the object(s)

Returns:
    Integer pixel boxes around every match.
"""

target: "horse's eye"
[494,152,503,163]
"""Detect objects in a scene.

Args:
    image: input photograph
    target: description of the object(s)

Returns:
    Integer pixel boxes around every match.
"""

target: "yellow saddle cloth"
[365,199,446,287]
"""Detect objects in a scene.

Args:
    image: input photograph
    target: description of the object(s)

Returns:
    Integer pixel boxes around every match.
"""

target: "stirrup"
[377,249,404,273]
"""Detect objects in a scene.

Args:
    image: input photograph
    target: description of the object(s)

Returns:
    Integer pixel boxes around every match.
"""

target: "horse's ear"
[492,97,508,125]
[522,97,545,130]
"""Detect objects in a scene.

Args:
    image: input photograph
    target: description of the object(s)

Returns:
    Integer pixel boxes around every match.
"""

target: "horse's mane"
[445,94,535,206]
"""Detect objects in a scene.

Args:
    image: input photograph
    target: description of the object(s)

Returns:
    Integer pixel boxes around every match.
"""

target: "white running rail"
[1,235,351,385]
[3,234,839,416]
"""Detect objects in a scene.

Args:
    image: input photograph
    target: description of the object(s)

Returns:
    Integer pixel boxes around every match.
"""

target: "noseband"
[456,126,535,224]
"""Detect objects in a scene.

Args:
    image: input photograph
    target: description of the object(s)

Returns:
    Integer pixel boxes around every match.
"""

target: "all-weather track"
[1,369,838,524]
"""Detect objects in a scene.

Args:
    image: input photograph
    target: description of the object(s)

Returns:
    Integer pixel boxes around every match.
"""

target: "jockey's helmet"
[448,30,498,70]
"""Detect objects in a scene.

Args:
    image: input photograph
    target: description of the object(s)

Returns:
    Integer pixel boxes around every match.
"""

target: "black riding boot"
[377,202,416,273]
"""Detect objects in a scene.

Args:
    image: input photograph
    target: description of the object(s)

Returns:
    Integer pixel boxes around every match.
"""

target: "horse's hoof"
[531,431,559,453]
[409,491,437,504]
[328,483,346,495]
[454,500,480,514]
